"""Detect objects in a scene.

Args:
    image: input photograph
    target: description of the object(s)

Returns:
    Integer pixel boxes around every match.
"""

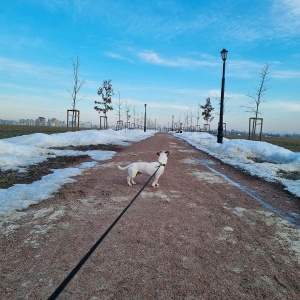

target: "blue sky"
[0,0,300,134]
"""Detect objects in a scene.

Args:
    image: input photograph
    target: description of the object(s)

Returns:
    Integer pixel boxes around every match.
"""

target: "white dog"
[118,151,170,187]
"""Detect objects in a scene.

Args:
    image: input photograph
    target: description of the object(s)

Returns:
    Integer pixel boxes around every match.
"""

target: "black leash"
[47,165,161,300]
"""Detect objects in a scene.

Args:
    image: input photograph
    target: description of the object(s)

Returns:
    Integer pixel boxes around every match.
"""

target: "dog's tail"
[118,165,129,171]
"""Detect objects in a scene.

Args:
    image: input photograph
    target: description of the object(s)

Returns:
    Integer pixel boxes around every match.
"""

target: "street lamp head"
[220,48,228,61]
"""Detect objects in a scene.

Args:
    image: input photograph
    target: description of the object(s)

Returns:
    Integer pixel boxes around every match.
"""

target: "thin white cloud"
[147,102,190,111]
[228,60,264,78]
[42,0,69,11]
[0,57,68,78]
[271,70,300,79]
[0,34,44,51]
[274,0,300,16]
[135,50,286,81]
[37,0,300,46]
[137,50,218,68]
[105,52,134,63]
[118,96,189,111]
[272,0,300,35]
[0,82,41,93]
[269,101,300,112]
[228,60,300,80]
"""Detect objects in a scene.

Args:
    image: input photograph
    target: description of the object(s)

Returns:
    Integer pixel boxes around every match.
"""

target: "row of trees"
[175,62,271,135]
[68,55,114,129]
[68,55,134,128]
[68,56,216,130]
[68,54,270,133]
[171,98,214,130]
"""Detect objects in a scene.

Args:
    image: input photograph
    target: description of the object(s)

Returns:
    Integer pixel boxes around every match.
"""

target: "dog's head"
[157,150,170,165]
[157,150,170,156]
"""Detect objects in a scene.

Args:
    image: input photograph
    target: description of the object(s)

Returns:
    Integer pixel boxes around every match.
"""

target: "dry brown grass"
[227,134,300,152]
[0,124,90,139]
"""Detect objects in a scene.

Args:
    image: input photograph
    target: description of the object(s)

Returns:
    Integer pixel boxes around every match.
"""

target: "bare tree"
[214,94,232,115]
[125,102,131,120]
[140,112,143,127]
[196,104,201,126]
[188,109,194,127]
[132,106,137,126]
[94,79,114,128]
[177,113,182,127]
[136,112,140,128]
[68,54,85,129]
[183,111,189,128]
[242,63,271,138]
[242,63,271,118]
[115,92,125,123]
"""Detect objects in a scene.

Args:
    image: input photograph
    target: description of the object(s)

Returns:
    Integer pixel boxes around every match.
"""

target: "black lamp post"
[217,48,228,144]
[144,104,147,132]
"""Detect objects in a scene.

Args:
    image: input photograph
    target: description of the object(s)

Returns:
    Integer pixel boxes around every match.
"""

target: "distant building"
[19,119,35,126]
[82,121,93,128]
[0,119,18,125]
[35,117,46,126]
[47,118,60,127]
[1,116,96,129]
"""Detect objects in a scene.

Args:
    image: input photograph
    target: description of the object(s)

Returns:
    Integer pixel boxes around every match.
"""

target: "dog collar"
[158,162,166,166]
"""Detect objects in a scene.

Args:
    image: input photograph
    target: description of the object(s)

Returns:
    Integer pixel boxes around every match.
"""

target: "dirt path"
[1,132,300,299]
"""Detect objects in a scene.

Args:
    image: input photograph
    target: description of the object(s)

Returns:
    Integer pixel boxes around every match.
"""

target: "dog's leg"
[127,176,132,186]
[127,168,138,186]
[127,176,137,186]
[151,174,161,187]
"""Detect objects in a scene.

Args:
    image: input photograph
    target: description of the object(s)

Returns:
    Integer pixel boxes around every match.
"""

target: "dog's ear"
[165,151,170,156]
[157,151,162,155]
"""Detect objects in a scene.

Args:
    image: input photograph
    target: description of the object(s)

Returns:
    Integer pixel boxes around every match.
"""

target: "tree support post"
[249,118,263,141]
[67,109,80,131]
[100,116,108,130]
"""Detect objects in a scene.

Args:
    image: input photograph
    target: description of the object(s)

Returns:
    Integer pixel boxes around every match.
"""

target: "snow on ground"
[0,129,155,217]
[0,129,299,218]
[173,131,300,198]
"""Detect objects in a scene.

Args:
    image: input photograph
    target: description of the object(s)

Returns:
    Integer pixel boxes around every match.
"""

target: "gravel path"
[1,132,300,299]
